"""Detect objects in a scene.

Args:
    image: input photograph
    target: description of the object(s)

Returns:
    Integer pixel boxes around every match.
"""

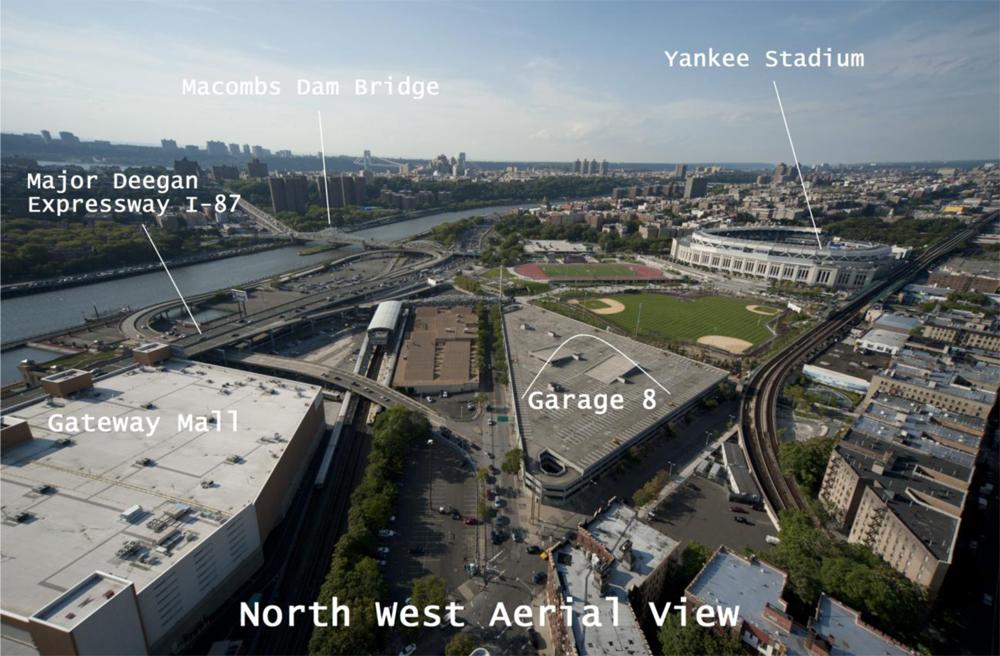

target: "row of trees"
[823,216,963,249]
[1,218,246,282]
[308,407,430,655]
[377,174,629,205]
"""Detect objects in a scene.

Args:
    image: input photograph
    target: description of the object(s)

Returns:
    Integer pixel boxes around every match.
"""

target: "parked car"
[733,516,749,525]
[729,505,748,514]
[464,517,478,526]
[376,546,390,555]
[526,545,541,555]
[399,644,416,656]
[378,529,396,538]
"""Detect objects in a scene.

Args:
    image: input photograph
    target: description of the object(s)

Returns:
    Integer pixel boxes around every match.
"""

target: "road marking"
[772,80,822,248]
[519,333,670,399]
[141,225,202,334]
[317,110,332,227]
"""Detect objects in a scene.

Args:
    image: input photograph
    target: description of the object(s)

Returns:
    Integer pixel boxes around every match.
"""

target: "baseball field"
[513,262,663,281]
[569,293,781,353]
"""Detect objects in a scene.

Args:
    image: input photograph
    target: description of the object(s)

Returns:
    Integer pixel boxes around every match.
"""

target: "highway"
[739,213,994,523]
[226,352,484,449]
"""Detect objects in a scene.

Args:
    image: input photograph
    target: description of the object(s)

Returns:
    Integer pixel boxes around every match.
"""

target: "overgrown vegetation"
[764,510,928,644]
[779,438,836,496]
[633,469,670,506]
[823,216,963,249]
[487,304,508,384]
[308,407,430,655]
[501,448,522,475]
[429,216,483,246]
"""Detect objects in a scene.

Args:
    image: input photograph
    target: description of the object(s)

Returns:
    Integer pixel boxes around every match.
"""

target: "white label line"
[317,110,332,226]
[141,224,202,334]
[772,80,822,248]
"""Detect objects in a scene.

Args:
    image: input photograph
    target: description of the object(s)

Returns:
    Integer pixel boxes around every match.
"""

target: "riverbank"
[339,200,529,234]
[0,239,298,298]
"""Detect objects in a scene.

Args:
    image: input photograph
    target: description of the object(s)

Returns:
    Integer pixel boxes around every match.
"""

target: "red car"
[730,505,748,514]
[464,517,478,525]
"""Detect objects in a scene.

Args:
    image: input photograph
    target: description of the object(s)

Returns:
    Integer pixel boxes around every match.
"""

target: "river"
[0,203,528,384]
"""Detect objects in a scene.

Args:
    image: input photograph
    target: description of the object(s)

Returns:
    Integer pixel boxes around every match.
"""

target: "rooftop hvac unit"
[120,504,144,522]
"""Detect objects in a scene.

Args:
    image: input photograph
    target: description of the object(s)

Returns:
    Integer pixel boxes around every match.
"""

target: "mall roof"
[0,360,321,620]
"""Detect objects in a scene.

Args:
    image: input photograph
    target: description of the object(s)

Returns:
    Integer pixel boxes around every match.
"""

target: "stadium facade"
[670,226,897,289]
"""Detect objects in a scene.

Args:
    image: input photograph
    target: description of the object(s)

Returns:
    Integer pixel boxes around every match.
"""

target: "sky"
[1,0,998,164]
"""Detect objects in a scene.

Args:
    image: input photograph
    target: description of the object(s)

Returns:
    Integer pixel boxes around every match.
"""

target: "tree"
[402,575,447,640]
[445,631,478,656]
[501,448,522,475]
[779,438,835,497]
[767,510,928,642]
[657,613,743,656]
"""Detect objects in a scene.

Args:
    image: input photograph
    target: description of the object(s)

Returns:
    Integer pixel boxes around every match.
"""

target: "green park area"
[577,293,780,346]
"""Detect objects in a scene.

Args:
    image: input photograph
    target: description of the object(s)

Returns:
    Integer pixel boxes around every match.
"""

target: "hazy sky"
[2,0,998,163]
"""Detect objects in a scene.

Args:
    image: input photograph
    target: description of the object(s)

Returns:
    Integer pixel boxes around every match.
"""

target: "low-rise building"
[542,499,679,656]
[1,359,325,655]
[686,547,916,656]
[392,306,479,394]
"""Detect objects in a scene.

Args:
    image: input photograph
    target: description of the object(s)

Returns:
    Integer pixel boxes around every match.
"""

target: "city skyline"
[2,1,999,163]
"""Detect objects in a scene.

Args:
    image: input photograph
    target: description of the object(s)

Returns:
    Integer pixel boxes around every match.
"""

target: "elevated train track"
[740,213,994,524]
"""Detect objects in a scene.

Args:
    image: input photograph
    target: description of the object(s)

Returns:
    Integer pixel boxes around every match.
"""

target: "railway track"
[739,214,993,521]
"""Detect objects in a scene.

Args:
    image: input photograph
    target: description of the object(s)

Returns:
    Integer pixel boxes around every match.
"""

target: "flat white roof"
[553,501,678,655]
[1,360,321,619]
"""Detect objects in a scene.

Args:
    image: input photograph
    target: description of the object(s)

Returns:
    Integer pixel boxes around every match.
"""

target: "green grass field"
[539,263,637,278]
[582,293,780,345]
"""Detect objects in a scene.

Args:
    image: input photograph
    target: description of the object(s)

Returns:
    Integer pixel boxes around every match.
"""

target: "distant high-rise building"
[58,131,80,145]
[363,149,372,172]
[268,175,309,214]
[684,176,707,199]
[211,165,240,181]
[242,144,251,156]
[174,158,199,176]
[673,164,687,179]
[773,162,794,184]
[246,158,268,178]
[184,145,199,154]
[353,174,366,205]
[161,139,178,150]
[457,152,466,174]
[582,158,590,175]
[228,143,241,156]
[275,150,292,158]
[573,158,581,174]
[206,140,227,155]
[251,145,264,158]
[40,130,52,143]
[599,159,608,176]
